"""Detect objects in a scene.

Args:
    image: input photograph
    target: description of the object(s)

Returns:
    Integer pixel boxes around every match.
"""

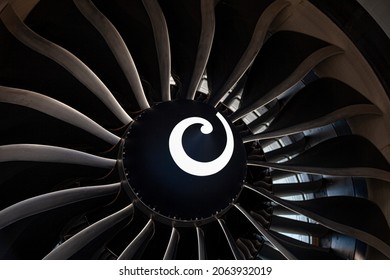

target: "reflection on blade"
[196,227,206,260]
[186,0,215,100]
[44,204,134,259]
[74,0,150,110]
[245,185,390,258]
[0,144,116,169]
[244,78,381,142]
[163,227,180,260]
[118,219,155,260]
[209,0,290,105]
[0,86,120,145]
[218,219,245,260]
[234,204,296,259]
[0,5,132,124]
[247,135,390,182]
[0,183,121,229]
[142,0,171,101]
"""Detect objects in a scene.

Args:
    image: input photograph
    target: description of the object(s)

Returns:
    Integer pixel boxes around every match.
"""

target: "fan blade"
[208,0,290,105]
[272,205,295,216]
[163,227,180,260]
[257,242,286,260]
[196,227,206,260]
[263,136,307,162]
[247,100,281,132]
[43,204,134,259]
[159,0,201,98]
[245,185,390,258]
[207,0,277,103]
[270,215,329,237]
[236,239,253,259]
[217,219,245,260]
[0,183,120,229]
[251,210,270,227]
[269,231,339,260]
[247,135,390,182]
[234,204,296,259]
[0,5,132,124]
[142,0,171,101]
[244,78,381,142]
[269,179,323,196]
[118,219,155,260]
[74,0,149,110]
[230,31,343,122]
[0,86,120,145]
[186,0,215,100]
[0,144,116,169]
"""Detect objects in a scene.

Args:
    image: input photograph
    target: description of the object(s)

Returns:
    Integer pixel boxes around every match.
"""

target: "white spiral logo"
[169,113,234,176]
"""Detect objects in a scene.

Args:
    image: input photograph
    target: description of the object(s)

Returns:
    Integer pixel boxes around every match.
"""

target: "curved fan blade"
[0,5,132,124]
[158,0,202,99]
[0,0,389,262]
[259,179,323,196]
[208,0,290,105]
[234,204,296,259]
[74,0,149,110]
[0,144,116,169]
[0,86,120,145]
[118,219,155,260]
[263,136,307,162]
[196,227,206,260]
[0,183,120,229]
[186,0,215,100]
[230,31,343,122]
[269,231,340,260]
[270,215,329,237]
[142,0,171,101]
[248,135,390,182]
[237,238,264,259]
[207,0,276,103]
[257,242,286,260]
[163,227,180,260]
[217,219,245,260]
[44,204,134,259]
[247,100,281,132]
[245,185,390,258]
[244,78,381,142]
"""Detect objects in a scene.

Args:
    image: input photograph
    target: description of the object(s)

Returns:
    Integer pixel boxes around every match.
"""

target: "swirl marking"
[169,113,234,176]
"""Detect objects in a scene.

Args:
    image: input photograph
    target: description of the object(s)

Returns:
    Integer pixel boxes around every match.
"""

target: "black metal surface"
[122,100,246,224]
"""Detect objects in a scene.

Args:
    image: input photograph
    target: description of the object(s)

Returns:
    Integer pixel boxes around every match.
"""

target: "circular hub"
[122,100,246,225]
